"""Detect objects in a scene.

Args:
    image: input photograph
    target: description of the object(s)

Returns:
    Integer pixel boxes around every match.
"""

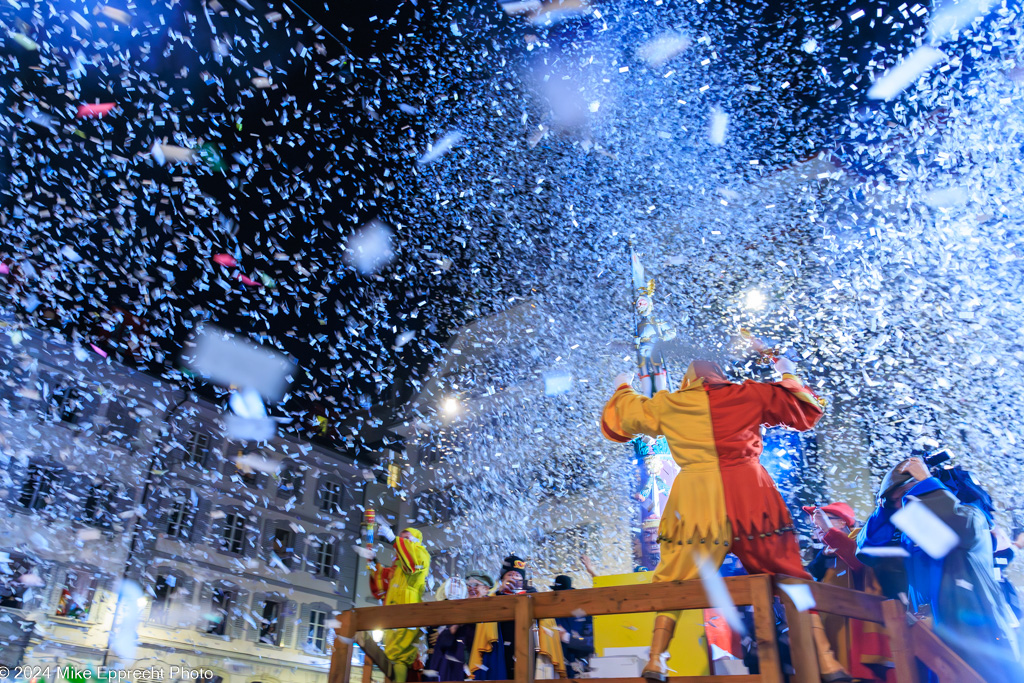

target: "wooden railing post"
[514,594,536,683]
[775,580,820,683]
[328,610,358,683]
[909,617,987,683]
[749,574,784,683]
[882,599,921,683]
[361,659,373,683]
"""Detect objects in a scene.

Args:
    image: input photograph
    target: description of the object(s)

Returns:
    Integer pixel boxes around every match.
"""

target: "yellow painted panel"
[592,572,710,676]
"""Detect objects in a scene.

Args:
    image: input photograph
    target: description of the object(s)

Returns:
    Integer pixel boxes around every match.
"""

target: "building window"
[51,380,83,424]
[184,431,210,466]
[56,570,97,621]
[270,528,295,568]
[167,492,194,539]
[151,574,177,623]
[231,449,260,488]
[206,588,233,636]
[19,463,60,510]
[312,539,336,578]
[318,481,343,515]
[0,554,34,609]
[307,609,328,653]
[82,483,116,529]
[220,513,247,555]
[258,599,281,645]
[276,466,302,500]
[103,401,139,444]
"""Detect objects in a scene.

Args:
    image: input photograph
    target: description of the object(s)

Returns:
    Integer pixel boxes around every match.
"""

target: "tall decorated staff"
[630,243,676,397]
[624,243,680,571]
[361,508,377,571]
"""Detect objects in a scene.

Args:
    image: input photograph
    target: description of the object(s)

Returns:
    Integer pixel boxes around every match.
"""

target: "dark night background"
[1,0,991,461]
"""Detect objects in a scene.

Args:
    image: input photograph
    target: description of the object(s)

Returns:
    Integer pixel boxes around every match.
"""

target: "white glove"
[773,356,796,377]
[377,521,396,543]
[613,372,634,390]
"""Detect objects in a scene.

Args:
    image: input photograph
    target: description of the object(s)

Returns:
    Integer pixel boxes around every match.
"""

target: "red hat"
[801,502,856,528]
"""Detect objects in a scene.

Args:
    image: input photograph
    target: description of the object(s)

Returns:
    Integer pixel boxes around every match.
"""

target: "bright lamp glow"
[744,289,766,311]
[136,596,147,609]
[372,629,384,643]
[442,397,459,415]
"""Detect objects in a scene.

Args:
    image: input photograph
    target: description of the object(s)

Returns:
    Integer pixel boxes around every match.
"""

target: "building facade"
[0,320,364,683]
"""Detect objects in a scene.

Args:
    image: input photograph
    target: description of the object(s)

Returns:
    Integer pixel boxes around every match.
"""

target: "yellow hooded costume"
[371,527,430,677]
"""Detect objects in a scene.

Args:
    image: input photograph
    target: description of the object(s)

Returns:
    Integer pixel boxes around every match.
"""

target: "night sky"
[0,0,993,461]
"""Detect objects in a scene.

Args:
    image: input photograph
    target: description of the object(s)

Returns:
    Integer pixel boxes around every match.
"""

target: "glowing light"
[744,289,766,311]
[442,397,460,415]
[136,596,147,609]
[372,629,384,643]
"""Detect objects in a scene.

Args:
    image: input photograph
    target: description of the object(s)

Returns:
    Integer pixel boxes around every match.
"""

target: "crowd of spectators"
[369,453,1023,682]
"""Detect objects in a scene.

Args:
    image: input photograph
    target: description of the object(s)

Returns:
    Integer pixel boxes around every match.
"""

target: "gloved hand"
[773,356,796,377]
[613,372,634,390]
[377,521,396,543]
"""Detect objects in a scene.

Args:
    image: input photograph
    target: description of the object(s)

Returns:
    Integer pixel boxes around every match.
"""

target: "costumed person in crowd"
[993,526,1024,653]
[469,556,566,680]
[602,356,851,682]
[370,524,431,683]
[857,457,1024,681]
[424,577,470,682]
[804,503,893,682]
[461,570,495,666]
[551,574,594,677]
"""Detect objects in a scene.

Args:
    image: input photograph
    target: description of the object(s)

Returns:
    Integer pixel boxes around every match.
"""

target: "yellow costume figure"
[371,527,430,682]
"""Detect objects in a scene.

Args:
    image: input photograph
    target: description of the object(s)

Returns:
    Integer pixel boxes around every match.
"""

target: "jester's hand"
[773,356,796,377]
[377,521,396,544]
[613,372,635,390]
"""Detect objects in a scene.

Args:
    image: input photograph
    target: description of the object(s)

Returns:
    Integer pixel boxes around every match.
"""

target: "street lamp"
[442,397,459,416]
[744,289,766,311]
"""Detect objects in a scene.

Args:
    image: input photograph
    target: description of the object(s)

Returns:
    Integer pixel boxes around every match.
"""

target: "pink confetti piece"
[77,103,117,118]
[237,273,260,286]
[90,343,108,358]
[0,263,9,275]
[213,253,237,267]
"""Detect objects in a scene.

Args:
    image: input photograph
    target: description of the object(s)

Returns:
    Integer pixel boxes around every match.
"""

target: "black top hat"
[550,575,573,591]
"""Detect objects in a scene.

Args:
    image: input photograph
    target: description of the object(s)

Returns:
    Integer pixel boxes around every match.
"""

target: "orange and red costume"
[602,360,824,616]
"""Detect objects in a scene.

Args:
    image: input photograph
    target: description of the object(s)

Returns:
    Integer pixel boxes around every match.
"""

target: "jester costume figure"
[602,359,851,681]
[370,526,431,682]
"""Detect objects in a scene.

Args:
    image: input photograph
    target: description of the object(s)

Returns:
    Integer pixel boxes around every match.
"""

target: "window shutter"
[58,469,78,518]
[238,514,252,557]
[247,592,264,643]
[282,599,298,648]
[152,489,172,538]
[192,497,213,544]
[304,536,318,575]
[181,489,199,542]
[46,566,68,614]
[170,441,187,467]
[198,583,214,631]
[138,586,154,624]
[298,603,312,652]
[87,575,110,624]
[171,576,195,628]
[111,484,135,532]
[261,518,276,564]
[230,589,248,640]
